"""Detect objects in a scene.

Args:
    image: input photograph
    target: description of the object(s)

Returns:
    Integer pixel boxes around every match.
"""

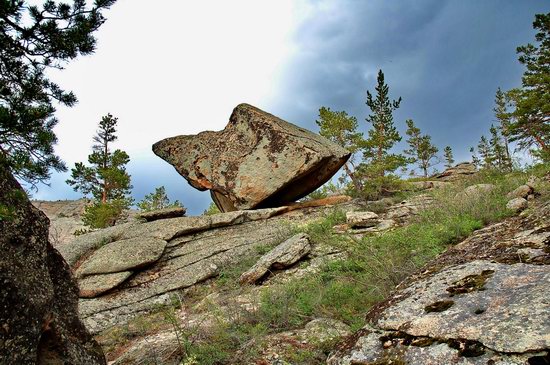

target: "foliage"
[81,199,127,228]
[0,0,116,185]
[404,119,439,177]
[202,201,220,215]
[489,124,511,170]
[137,186,183,212]
[67,114,132,227]
[476,135,492,168]
[506,13,550,161]
[302,181,341,201]
[443,146,454,168]
[493,87,513,166]
[356,70,407,198]
[316,107,364,190]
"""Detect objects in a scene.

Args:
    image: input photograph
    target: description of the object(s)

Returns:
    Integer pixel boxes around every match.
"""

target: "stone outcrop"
[137,207,186,222]
[76,237,167,277]
[346,211,380,228]
[507,197,529,212]
[0,167,105,364]
[239,233,312,284]
[434,162,477,181]
[328,201,550,365]
[32,199,88,246]
[152,103,350,212]
[56,202,362,335]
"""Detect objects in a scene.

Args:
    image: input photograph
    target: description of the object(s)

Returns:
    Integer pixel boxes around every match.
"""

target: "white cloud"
[48,0,299,164]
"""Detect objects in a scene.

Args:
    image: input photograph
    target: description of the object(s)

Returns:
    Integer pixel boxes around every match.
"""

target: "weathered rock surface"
[346,211,380,228]
[137,206,186,222]
[455,183,496,202]
[76,237,167,277]
[506,197,529,212]
[328,201,550,365]
[239,233,312,284]
[0,167,105,364]
[434,162,477,181]
[507,184,534,199]
[386,194,435,221]
[152,103,350,212]
[79,271,133,298]
[406,180,448,191]
[57,202,361,335]
[32,199,88,246]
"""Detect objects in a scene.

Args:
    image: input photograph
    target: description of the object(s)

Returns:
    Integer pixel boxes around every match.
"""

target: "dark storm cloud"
[268,0,549,162]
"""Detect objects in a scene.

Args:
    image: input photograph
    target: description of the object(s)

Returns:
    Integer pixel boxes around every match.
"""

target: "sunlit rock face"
[153,103,350,212]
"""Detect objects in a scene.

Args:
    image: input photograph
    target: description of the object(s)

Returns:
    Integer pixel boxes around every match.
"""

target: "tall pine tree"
[443,146,455,168]
[357,70,407,197]
[507,13,550,161]
[67,114,132,227]
[404,119,439,178]
[0,0,117,185]
[493,87,513,167]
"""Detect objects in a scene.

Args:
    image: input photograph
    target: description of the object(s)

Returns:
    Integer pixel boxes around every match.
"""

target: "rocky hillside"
[44,163,548,364]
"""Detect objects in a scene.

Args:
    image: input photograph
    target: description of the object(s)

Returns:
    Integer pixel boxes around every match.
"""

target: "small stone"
[240,233,311,284]
[507,185,533,200]
[346,211,380,228]
[506,197,528,213]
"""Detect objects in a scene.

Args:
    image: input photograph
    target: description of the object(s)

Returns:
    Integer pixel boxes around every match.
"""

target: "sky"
[33,0,550,215]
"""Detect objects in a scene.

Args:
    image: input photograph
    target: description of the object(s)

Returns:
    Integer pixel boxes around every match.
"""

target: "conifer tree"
[0,0,117,185]
[470,147,481,168]
[404,119,439,178]
[66,114,132,227]
[138,186,183,212]
[316,107,364,192]
[357,70,407,196]
[493,88,513,166]
[443,146,455,168]
[477,136,493,168]
[489,124,510,170]
[507,13,550,161]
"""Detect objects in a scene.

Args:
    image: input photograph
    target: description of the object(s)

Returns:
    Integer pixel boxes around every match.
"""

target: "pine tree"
[470,147,481,168]
[493,87,513,167]
[316,107,364,192]
[489,124,509,170]
[404,119,439,178]
[138,186,183,212]
[0,0,117,185]
[357,70,407,197]
[443,146,455,168]
[66,114,132,227]
[507,13,550,161]
[477,136,493,168]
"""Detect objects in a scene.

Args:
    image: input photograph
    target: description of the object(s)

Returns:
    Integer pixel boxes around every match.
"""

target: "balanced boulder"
[153,103,350,212]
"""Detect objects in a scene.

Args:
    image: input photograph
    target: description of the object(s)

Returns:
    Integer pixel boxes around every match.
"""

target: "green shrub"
[82,199,129,228]
[203,201,220,216]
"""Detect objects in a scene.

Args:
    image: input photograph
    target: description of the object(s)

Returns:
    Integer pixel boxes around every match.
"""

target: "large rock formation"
[0,167,105,364]
[153,103,350,212]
